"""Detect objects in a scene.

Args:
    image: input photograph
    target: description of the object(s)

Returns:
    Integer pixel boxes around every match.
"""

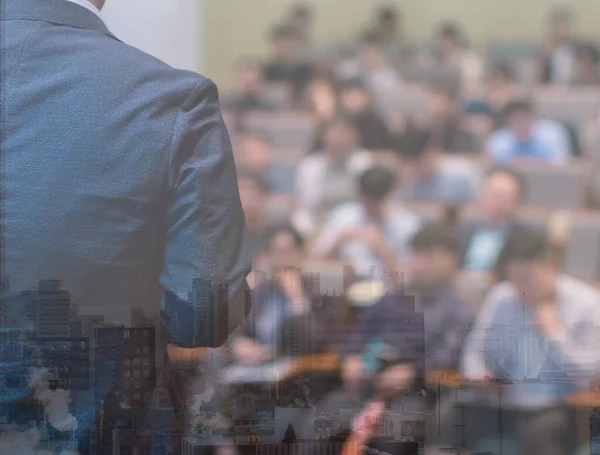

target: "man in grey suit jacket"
[1,0,250,450]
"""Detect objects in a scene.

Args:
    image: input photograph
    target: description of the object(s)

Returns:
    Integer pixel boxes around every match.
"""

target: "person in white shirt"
[292,115,373,235]
[312,166,420,282]
[461,227,600,455]
[486,99,572,165]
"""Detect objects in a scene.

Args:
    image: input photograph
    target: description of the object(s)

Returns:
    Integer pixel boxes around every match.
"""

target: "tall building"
[19,280,71,338]
[94,326,156,454]
[33,336,91,390]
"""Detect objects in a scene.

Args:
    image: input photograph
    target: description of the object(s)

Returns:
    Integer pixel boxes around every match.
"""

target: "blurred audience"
[462,226,600,455]
[232,225,312,365]
[484,62,523,128]
[234,130,295,194]
[286,3,314,53]
[312,166,420,281]
[337,33,400,92]
[406,223,475,371]
[424,81,479,153]
[306,71,338,122]
[293,115,373,234]
[238,172,273,260]
[572,42,600,86]
[333,79,393,151]
[458,167,525,272]
[541,8,578,84]
[433,22,484,90]
[264,24,314,102]
[224,59,276,112]
[395,128,478,203]
[486,99,572,165]
[369,5,407,58]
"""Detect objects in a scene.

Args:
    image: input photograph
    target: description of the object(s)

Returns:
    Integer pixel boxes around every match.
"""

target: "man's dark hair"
[410,222,459,255]
[378,6,398,22]
[490,62,516,82]
[361,31,382,46]
[494,226,550,280]
[291,3,312,20]
[485,166,527,201]
[439,22,461,41]
[271,24,297,41]
[322,114,358,134]
[550,7,573,23]
[394,128,432,161]
[428,79,460,101]
[237,171,271,194]
[502,99,535,118]
[358,166,397,200]
[261,223,305,252]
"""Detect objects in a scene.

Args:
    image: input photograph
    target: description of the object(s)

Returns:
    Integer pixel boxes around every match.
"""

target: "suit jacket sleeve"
[161,78,252,348]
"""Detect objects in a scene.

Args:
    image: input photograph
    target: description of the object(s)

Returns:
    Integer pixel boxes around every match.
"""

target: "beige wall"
[204,0,600,87]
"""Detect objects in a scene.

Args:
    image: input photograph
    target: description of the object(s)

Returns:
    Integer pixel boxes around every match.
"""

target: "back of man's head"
[502,99,535,119]
[411,222,459,255]
[395,127,432,161]
[494,226,549,280]
[359,166,397,200]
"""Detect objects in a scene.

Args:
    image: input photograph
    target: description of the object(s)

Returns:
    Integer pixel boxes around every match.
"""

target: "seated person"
[263,24,314,102]
[222,59,276,112]
[466,62,523,129]
[433,22,484,90]
[306,70,338,123]
[234,130,296,194]
[572,42,600,86]
[340,223,474,398]
[339,79,393,151]
[312,166,420,282]
[293,115,373,235]
[336,32,401,92]
[486,99,572,165]
[458,167,525,272]
[231,225,315,366]
[423,81,479,153]
[462,226,600,455]
[311,79,393,152]
[395,127,478,203]
[238,172,273,260]
[540,8,578,84]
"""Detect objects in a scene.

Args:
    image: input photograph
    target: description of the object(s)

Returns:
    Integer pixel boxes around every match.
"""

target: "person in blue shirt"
[486,99,572,165]
[395,127,479,204]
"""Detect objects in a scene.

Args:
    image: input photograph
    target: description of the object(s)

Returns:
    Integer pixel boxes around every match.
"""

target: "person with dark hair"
[312,165,420,281]
[462,225,600,455]
[263,24,314,101]
[484,62,523,127]
[339,79,393,150]
[459,167,526,272]
[395,127,478,203]
[230,223,311,365]
[340,223,473,442]
[223,59,277,112]
[238,172,273,260]
[541,8,578,84]
[572,42,600,85]
[486,99,572,164]
[234,130,296,194]
[336,32,400,92]
[293,115,373,234]
[424,81,479,153]
[434,21,483,89]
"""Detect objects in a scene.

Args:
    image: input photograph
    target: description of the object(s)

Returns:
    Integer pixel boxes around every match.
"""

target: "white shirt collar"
[64,0,104,23]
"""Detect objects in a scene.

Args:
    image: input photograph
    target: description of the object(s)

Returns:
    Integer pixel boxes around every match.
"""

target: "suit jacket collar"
[3,0,120,42]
